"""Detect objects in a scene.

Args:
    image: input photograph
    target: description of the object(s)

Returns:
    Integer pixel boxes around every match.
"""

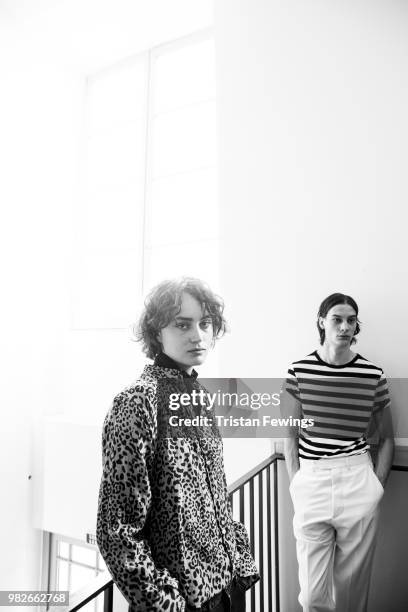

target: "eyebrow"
[331,314,356,318]
[174,315,212,321]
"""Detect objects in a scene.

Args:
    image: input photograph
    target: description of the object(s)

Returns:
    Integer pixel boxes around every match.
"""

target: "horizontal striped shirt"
[284,351,390,459]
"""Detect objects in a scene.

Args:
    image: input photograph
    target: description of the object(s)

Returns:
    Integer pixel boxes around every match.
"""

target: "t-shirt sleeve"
[367,372,393,441]
[374,372,391,414]
[283,366,300,401]
[280,365,301,422]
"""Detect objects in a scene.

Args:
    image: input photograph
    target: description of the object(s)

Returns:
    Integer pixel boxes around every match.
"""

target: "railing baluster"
[250,478,255,611]
[274,460,280,612]
[258,471,264,612]
[239,485,245,523]
[103,583,113,612]
[249,479,255,556]
[267,465,272,612]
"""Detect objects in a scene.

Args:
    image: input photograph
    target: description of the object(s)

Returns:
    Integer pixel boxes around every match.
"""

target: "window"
[72,28,218,330]
[144,31,219,290]
[49,535,106,612]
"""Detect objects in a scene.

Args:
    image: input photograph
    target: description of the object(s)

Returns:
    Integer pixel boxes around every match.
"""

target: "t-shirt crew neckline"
[313,350,361,369]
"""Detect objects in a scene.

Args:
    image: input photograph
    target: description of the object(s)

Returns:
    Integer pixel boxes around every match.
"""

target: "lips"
[188,348,206,353]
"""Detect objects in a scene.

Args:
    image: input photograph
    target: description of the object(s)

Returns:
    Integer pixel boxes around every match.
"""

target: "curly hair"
[135,277,227,359]
[317,292,361,345]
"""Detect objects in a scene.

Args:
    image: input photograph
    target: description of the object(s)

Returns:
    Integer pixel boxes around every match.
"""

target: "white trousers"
[290,452,384,612]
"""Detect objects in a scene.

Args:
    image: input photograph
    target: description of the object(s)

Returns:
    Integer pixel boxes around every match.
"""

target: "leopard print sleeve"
[232,520,260,589]
[96,388,186,612]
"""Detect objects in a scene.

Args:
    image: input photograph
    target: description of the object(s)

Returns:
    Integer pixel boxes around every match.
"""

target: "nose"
[189,324,204,344]
[339,320,349,333]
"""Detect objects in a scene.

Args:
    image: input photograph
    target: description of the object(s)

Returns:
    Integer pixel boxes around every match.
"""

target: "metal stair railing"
[49,452,283,612]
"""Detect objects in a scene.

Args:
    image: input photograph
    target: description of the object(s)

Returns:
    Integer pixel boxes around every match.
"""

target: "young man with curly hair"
[97,278,259,612]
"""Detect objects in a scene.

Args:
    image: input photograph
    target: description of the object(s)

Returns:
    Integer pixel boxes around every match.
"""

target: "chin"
[187,353,208,366]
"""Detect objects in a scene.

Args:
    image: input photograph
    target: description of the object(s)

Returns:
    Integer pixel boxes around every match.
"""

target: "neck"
[157,352,195,376]
[318,344,355,365]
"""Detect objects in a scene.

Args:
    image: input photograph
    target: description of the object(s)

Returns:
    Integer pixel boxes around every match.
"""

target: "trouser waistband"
[299,451,371,471]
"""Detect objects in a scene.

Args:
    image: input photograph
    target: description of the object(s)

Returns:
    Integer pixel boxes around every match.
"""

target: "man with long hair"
[282,293,394,612]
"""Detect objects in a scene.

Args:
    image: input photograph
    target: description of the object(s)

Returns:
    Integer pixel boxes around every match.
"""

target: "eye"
[200,319,212,330]
[175,322,189,330]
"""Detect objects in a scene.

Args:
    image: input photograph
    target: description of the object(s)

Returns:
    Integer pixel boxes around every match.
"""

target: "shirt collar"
[154,352,198,380]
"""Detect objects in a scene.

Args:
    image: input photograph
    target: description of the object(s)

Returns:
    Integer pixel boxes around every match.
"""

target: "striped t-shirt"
[284,351,391,459]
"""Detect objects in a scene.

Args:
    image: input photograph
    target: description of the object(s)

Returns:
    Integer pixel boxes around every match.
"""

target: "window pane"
[70,564,97,593]
[56,559,69,591]
[58,541,69,559]
[86,123,145,190]
[71,545,97,567]
[146,168,218,247]
[72,253,142,328]
[154,39,215,114]
[84,187,144,251]
[97,556,107,572]
[144,240,219,290]
[151,100,216,178]
[87,59,147,130]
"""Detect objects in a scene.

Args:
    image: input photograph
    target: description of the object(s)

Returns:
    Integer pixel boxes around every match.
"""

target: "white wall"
[215,1,408,609]
[0,20,83,589]
[215,0,408,438]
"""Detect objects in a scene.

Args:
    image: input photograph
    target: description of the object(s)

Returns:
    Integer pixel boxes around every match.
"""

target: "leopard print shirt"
[96,363,259,611]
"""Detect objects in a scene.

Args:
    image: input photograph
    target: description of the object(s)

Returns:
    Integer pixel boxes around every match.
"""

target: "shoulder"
[116,377,156,405]
[104,375,158,433]
[116,378,157,405]
[288,352,319,374]
[352,354,385,377]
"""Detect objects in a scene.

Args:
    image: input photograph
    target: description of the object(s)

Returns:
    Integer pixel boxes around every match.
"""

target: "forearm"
[374,436,395,487]
[97,522,185,611]
[284,435,300,483]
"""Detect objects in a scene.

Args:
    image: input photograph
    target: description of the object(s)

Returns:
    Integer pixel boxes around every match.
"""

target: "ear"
[318,316,325,330]
[156,330,162,345]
